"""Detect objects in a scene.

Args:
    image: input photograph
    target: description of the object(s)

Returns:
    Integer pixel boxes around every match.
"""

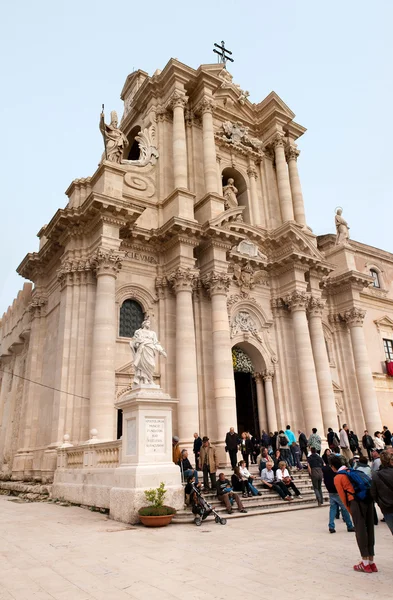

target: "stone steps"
[0,480,52,502]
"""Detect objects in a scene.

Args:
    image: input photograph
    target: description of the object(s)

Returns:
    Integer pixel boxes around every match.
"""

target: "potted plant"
[138,482,176,527]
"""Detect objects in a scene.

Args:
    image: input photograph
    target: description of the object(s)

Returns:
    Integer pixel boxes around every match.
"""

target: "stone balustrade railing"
[57,440,122,470]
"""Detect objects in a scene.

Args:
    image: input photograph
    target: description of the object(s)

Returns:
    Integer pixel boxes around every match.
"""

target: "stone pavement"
[0,496,391,600]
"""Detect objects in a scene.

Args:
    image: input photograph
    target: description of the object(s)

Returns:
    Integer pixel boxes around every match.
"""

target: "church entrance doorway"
[232,346,259,436]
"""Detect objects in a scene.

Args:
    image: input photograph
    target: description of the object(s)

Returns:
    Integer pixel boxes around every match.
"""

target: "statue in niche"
[100,109,129,163]
[335,208,350,245]
[223,178,238,209]
[129,318,167,386]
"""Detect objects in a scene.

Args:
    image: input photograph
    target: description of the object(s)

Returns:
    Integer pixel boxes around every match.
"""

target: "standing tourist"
[349,430,360,455]
[240,432,252,468]
[199,436,217,491]
[371,450,393,534]
[373,431,385,453]
[382,425,392,448]
[339,424,353,462]
[193,432,202,471]
[331,455,377,573]
[172,436,181,464]
[291,441,302,470]
[308,428,322,455]
[278,430,292,466]
[225,427,239,469]
[298,430,308,460]
[371,450,381,474]
[322,460,355,534]
[327,427,340,451]
[261,430,270,449]
[285,425,296,445]
[362,430,374,461]
[307,447,325,506]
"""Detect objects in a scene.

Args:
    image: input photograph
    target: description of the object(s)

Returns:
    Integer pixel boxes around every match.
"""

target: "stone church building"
[1,58,393,481]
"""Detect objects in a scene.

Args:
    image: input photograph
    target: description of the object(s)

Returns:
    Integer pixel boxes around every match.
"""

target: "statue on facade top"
[223,178,239,209]
[335,207,350,245]
[100,108,129,163]
[129,318,167,386]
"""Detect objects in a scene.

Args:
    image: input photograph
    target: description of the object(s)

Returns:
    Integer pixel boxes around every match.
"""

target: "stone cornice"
[323,270,373,296]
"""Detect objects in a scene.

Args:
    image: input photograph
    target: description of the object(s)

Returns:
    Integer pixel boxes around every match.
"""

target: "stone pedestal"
[110,386,183,524]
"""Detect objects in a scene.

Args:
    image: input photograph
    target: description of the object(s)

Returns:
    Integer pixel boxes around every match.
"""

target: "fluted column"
[169,91,188,189]
[168,268,199,444]
[263,370,277,432]
[286,145,306,226]
[247,165,259,225]
[254,372,267,434]
[203,272,237,444]
[197,97,219,194]
[273,134,294,222]
[285,291,324,433]
[343,308,381,433]
[89,249,122,440]
[308,297,337,431]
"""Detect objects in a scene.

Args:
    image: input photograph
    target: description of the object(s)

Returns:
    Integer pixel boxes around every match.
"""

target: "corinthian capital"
[247,165,258,179]
[92,248,122,277]
[168,90,189,111]
[168,267,197,293]
[342,307,366,327]
[307,296,326,318]
[272,133,285,149]
[263,369,274,382]
[286,145,300,162]
[195,96,216,115]
[284,290,309,311]
[202,271,231,296]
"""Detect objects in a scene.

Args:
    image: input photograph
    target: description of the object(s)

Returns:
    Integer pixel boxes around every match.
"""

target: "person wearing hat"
[172,436,181,465]
[199,436,218,491]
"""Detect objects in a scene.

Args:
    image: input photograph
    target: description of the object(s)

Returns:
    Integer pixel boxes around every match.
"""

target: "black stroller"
[189,482,227,526]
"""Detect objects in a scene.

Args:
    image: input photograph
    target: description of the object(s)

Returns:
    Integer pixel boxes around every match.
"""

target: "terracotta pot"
[139,513,175,527]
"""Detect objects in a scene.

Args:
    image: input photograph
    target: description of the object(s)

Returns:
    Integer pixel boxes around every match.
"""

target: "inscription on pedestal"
[126,418,136,455]
[145,417,165,454]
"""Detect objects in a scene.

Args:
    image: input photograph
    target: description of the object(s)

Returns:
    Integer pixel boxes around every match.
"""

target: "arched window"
[370,269,380,288]
[119,299,144,338]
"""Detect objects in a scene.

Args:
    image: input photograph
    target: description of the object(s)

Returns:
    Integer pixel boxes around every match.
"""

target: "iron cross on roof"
[213,40,234,67]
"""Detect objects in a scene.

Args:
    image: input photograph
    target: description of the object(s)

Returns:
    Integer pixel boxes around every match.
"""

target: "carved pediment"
[374,316,393,332]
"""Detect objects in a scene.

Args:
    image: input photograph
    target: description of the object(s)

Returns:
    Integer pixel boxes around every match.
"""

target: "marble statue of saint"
[129,318,167,386]
[223,178,238,209]
[99,109,129,163]
[335,208,350,245]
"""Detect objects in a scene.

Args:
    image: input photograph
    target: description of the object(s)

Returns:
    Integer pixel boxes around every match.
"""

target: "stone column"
[203,272,237,446]
[343,308,381,433]
[286,145,306,226]
[247,165,259,225]
[285,291,324,434]
[168,268,199,444]
[254,372,267,434]
[263,370,277,432]
[169,91,188,189]
[89,249,122,440]
[308,297,337,431]
[273,134,294,222]
[198,97,219,194]
[216,154,223,194]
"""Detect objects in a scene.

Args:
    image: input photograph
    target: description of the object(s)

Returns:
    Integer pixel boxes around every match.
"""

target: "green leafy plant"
[138,482,176,517]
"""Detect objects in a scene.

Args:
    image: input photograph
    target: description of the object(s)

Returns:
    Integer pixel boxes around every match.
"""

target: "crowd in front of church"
[172,422,393,574]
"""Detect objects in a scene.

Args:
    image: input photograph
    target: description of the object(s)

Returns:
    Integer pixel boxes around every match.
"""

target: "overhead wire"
[0,367,90,400]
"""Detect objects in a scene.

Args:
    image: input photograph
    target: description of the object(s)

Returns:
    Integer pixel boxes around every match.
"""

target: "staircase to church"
[173,464,329,523]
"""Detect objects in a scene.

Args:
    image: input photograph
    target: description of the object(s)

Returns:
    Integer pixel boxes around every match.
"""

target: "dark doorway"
[234,372,259,437]
[117,409,123,440]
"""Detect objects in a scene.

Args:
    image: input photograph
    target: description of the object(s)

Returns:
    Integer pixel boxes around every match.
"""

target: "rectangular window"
[383,338,393,361]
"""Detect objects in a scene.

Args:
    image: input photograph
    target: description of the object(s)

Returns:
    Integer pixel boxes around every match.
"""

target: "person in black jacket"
[298,430,308,461]
[362,430,374,461]
[178,449,199,483]
[371,450,393,534]
[193,432,202,471]
[322,463,355,533]
[327,427,340,450]
[382,426,392,448]
[225,427,239,469]
[239,432,252,468]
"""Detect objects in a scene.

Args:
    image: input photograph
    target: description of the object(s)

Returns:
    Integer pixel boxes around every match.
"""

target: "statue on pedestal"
[100,109,129,163]
[129,318,167,386]
[223,178,238,209]
[335,208,350,245]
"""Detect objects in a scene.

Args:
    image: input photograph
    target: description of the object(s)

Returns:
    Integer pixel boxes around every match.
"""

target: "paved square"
[0,496,391,600]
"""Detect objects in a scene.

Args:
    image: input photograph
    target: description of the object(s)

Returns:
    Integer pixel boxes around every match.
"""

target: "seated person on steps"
[260,462,293,501]
[239,460,261,496]
[276,461,303,498]
[178,449,198,484]
[216,472,247,515]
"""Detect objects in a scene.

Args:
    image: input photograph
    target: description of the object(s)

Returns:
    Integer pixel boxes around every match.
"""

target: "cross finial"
[213,40,234,67]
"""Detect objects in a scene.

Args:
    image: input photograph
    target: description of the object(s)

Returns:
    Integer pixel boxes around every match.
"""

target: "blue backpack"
[338,468,372,503]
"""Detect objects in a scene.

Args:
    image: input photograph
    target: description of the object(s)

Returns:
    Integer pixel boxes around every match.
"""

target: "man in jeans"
[322,462,355,533]
[216,472,247,514]
[307,447,325,505]
[199,436,217,491]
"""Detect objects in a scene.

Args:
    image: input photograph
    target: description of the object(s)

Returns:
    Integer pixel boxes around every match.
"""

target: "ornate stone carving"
[231,239,267,261]
[195,96,215,115]
[129,317,167,386]
[123,172,155,198]
[57,258,94,288]
[335,395,344,415]
[247,166,258,179]
[155,276,169,299]
[286,145,300,161]
[284,291,309,311]
[202,272,231,296]
[168,90,188,111]
[222,178,238,209]
[232,262,268,293]
[254,371,263,382]
[221,121,263,152]
[342,307,366,327]
[230,310,263,343]
[238,89,250,105]
[335,208,350,245]
[263,369,274,381]
[91,249,122,277]
[272,133,285,149]
[168,268,197,293]
[307,296,326,318]
[271,297,287,315]
[29,295,47,319]
[99,109,129,163]
[121,126,159,167]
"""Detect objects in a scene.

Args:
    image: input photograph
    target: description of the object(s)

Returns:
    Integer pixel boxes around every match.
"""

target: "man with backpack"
[330,454,377,573]
[278,430,292,466]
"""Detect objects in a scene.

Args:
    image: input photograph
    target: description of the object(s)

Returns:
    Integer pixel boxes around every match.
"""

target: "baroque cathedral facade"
[1,59,393,480]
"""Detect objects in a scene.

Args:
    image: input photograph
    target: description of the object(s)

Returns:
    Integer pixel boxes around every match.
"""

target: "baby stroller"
[189,482,227,526]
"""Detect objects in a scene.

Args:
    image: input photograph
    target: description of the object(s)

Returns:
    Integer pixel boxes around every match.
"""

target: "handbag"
[283,476,292,486]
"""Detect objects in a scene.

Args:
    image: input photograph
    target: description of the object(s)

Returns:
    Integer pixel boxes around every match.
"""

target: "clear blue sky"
[1,1,392,314]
